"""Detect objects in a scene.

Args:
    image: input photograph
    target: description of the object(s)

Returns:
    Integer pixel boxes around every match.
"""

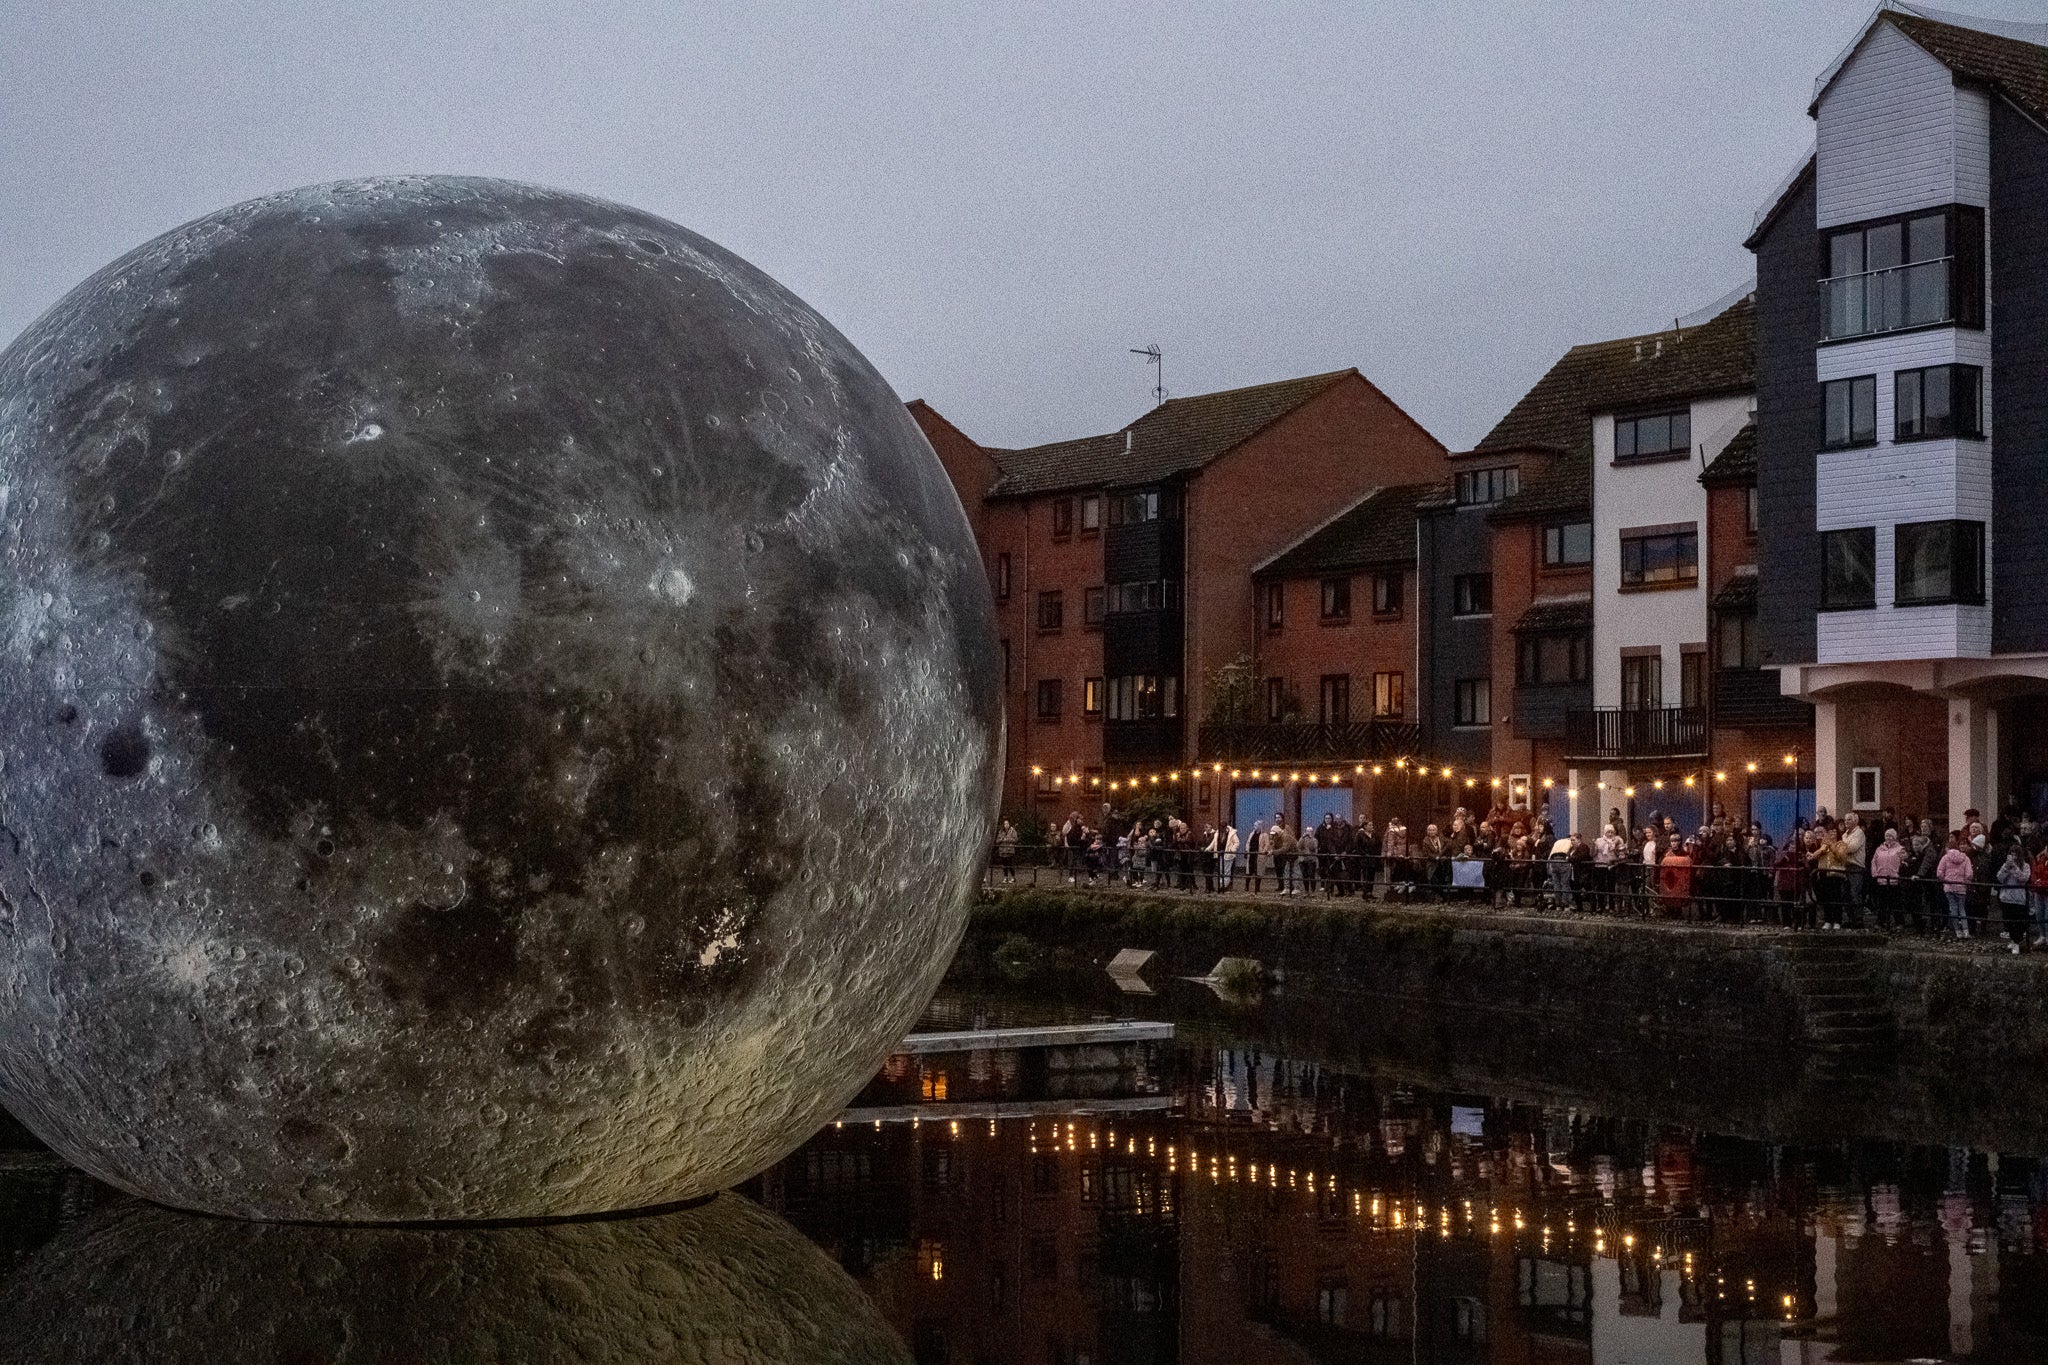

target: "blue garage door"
[1300,787,1354,831]
[1751,787,1816,846]
[1232,785,1285,836]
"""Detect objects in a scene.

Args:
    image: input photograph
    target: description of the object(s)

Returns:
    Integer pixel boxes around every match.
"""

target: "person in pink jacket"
[1869,827,1908,931]
[1936,834,1976,940]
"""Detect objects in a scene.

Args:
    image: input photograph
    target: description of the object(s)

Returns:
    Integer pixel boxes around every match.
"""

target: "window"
[1516,634,1589,685]
[1372,572,1403,616]
[1454,678,1490,727]
[1452,573,1492,616]
[1083,586,1105,627]
[1317,1280,1348,1326]
[1373,671,1404,718]
[1745,485,1759,537]
[1680,649,1705,709]
[1107,487,1179,525]
[1107,675,1179,721]
[1264,581,1284,631]
[1894,520,1984,606]
[1368,1289,1407,1339]
[1821,526,1876,610]
[1083,677,1102,716]
[1319,674,1350,726]
[1717,611,1758,669]
[1823,205,1983,340]
[994,552,1011,600]
[1621,653,1662,710]
[1619,526,1698,588]
[1895,365,1983,441]
[1035,679,1062,721]
[1036,590,1063,631]
[1078,494,1102,533]
[1455,466,1519,506]
[1615,409,1691,461]
[1823,375,1876,448]
[1264,676,1286,723]
[1105,579,1180,614]
[1851,766,1882,811]
[1051,499,1073,538]
[1319,576,1351,621]
[1001,638,1011,690]
[1543,522,1592,567]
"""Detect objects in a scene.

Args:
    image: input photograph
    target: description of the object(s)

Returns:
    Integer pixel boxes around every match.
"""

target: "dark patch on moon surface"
[0,177,1001,1219]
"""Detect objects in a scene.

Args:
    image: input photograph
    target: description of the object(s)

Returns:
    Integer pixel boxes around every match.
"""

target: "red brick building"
[915,371,1448,824]
[1236,483,1434,828]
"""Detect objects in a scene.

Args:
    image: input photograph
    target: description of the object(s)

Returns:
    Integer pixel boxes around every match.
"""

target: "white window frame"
[1508,773,1532,811]
[1850,766,1881,811]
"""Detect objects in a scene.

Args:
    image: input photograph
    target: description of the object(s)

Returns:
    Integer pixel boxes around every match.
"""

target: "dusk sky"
[7,1,2045,453]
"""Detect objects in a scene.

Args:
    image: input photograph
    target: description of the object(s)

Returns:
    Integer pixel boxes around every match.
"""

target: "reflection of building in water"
[758,1039,2048,1365]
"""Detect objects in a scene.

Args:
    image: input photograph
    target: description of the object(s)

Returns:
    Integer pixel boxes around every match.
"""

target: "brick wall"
[1186,376,1447,748]
[984,496,1107,817]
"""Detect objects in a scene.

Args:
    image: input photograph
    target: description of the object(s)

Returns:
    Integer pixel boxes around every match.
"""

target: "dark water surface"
[4,968,2047,1363]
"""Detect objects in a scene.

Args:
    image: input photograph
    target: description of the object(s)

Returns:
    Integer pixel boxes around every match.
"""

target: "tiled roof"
[1586,295,1754,414]
[1488,451,1591,525]
[1713,571,1760,613]
[986,370,1356,499]
[1888,11,2048,126]
[1513,594,1592,634]
[1253,483,1438,579]
[1469,295,1754,458]
[1700,422,1757,486]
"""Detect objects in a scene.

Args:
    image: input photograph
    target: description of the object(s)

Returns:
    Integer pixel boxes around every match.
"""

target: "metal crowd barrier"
[983,846,2048,940]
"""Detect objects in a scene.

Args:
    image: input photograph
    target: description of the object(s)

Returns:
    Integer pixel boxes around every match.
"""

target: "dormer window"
[1454,466,1518,506]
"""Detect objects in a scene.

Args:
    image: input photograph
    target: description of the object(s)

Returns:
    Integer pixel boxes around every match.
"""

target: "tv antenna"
[1130,344,1164,406]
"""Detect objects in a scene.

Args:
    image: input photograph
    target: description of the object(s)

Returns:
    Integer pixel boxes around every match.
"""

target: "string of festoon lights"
[1030,752,1808,803]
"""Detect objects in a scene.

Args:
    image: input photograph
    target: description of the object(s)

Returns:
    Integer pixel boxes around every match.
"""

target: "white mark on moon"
[650,566,694,606]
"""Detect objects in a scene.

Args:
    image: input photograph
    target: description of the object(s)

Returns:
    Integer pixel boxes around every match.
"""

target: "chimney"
[1125,430,1133,454]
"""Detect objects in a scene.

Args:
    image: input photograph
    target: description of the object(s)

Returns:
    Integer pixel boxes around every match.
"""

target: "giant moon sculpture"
[0,177,1001,1220]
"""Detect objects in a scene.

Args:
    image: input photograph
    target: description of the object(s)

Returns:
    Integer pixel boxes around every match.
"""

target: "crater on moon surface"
[0,176,1001,1220]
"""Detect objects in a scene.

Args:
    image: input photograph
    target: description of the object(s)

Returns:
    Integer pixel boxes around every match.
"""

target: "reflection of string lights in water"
[826,1108,1816,1323]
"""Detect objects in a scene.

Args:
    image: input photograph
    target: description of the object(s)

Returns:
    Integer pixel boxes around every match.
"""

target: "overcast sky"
[5,2,2044,452]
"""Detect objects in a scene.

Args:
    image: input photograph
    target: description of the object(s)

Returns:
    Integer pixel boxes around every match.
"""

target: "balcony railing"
[1565,706,1708,762]
[1196,719,1423,764]
[1823,257,1950,340]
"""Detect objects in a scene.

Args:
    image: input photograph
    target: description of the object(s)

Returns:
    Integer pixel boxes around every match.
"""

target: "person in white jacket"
[1221,824,1240,891]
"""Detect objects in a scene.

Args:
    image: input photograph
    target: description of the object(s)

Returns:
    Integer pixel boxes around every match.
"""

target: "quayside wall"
[962,888,2048,1150]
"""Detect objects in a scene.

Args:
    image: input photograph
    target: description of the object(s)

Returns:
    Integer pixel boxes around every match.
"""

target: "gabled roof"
[1253,482,1438,580]
[1489,451,1591,525]
[1888,10,2048,125]
[1813,7,2048,126]
[986,370,1359,499]
[1588,295,1755,414]
[1700,422,1757,486]
[1467,294,1753,466]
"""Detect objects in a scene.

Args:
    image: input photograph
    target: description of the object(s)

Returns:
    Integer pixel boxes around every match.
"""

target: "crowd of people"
[989,800,2048,950]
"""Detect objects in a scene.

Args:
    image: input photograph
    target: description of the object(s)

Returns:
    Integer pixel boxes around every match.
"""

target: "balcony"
[1565,706,1707,763]
[1822,258,1949,341]
[1712,668,1813,731]
[1196,719,1423,764]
